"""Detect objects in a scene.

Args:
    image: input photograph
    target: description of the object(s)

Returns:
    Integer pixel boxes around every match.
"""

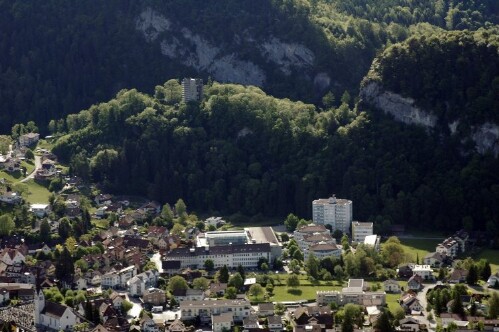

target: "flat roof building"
[182,78,203,102]
[352,221,373,243]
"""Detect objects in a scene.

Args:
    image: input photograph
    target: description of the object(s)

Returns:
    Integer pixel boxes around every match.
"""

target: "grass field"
[399,238,442,262]
[92,218,110,229]
[22,179,51,203]
[270,284,343,302]
[475,249,499,274]
[0,170,23,182]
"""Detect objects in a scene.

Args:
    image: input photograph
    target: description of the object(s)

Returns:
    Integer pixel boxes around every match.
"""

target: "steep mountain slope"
[0,0,497,133]
[361,29,499,156]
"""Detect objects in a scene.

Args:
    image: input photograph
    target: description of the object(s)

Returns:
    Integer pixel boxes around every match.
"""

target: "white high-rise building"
[182,78,203,102]
[351,221,373,243]
[312,195,352,234]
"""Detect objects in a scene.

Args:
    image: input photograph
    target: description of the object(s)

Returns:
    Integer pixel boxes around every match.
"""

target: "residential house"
[165,319,186,332]
[0,249,25,265]
[143,288,166,306]
[99,302,118,322]
[102,266,137,289]
[398,264,413,278]
[95,194,113,206]
[267,315,284,331]
[407,275,424,291]
[141,316,160,332]
[424,252,446,268]
[293,306,334,329]
[243,315,261,330]
[123,236,153,254]
[440,313,464,328]
[180,299,251,323]
[0,192,22,205]
[400,294,423,313]
[449,268,468,284]
[383,279,400,293]
[128,270,159,297]
[205,217,226,228]
[258,302,275,317]
[209,282,228,297]
[487,273,499,288]
[410,264,433,280]
[74,275,88,290]
[173,288,205,302]
[27,243,51,256]
[103,316,130,332]
[139,201,161,215]
[436,238,459,258]
[109,291,125,309]
[30,203,50,218]
[294,323,321,332]
[212,312,233,332]
[162,260,182,276]
[19,133,40,146]
[399,317,421,332]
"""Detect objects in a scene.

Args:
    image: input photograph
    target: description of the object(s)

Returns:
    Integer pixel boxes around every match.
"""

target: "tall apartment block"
[182,78,203,102]
[312,195,352,234]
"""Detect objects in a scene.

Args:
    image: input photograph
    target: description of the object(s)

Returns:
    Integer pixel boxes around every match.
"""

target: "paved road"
[416,284,438,331]
[123,293,143,321]
[20,155,41,182]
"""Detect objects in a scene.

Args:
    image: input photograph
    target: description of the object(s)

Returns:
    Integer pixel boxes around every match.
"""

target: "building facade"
[312,195,352,234]
[165,243,271,269]
[351,221,373,243]
[181,78,203,102]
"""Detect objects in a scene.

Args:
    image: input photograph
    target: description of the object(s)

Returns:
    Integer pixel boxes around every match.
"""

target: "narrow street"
[20,155,41,182]
[416,283,438,331]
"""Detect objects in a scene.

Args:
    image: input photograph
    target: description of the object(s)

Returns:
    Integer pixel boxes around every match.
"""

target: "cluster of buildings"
[293,224,340,260]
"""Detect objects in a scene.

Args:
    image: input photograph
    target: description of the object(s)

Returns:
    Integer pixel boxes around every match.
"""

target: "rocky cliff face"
[361,81,499,156]
[360,81,437,128]
[135,8,328,88]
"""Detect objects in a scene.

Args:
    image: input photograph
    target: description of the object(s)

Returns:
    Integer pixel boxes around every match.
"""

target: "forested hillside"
[50,81,499,233]
[0,0,497,132]
[364,29,499,126]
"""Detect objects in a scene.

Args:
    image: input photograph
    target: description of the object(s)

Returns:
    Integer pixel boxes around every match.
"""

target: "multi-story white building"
[351,221,373,243]
[165,243,271,269]
[180,299,251,323]
[316,279,386,306]
[312,195,352,234]
[436,238,459,258]
[182,78,203,102]
[102,266,137,289]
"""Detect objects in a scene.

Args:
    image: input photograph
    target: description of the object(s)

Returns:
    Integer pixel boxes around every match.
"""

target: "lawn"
[399,238,442,263]
[386,293,402,313]
[92,218,110,230]
[475,249,499,274]
[0,170,23,182]
[271,284,343,302]
[21,179,51,203]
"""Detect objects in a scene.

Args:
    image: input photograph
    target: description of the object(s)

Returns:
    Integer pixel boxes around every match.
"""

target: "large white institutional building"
[312,195,352,234]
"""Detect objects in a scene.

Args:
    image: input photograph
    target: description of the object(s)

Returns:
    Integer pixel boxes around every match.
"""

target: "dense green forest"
[0,0,497,132]
[364,29,499,127]
[50,80,499,234]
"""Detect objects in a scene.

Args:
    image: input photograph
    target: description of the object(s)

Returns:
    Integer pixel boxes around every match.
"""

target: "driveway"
[21,155,41,182]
